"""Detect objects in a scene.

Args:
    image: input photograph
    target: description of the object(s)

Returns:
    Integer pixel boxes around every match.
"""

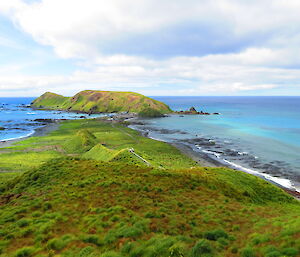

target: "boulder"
[189,107,197,112]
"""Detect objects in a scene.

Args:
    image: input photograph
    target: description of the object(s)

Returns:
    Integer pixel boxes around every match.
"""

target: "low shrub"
[121,242,134,254]
[47,234,73,251]
[281,247,298,257]
[16,219,31,228]
[14,246,36,257]
[240,247,256,257]
[204,229,228,241]
[100,251,123,257]
[77,246,95,257]
[250,233,269,245]
[190,239,213,257]
[82,234,103,246]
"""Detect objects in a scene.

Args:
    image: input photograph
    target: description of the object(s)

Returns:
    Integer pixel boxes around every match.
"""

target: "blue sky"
[1,0,300,96]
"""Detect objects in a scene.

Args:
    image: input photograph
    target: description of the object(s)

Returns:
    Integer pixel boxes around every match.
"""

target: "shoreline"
[170,142,223,167]
[159,135,300,199]
[0,122,61,149]
[1,116,299,199]
[126,118,300,199]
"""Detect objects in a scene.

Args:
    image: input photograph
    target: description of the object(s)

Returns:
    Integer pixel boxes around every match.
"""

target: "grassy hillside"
[31,90,172,115]
[0,120,299,257]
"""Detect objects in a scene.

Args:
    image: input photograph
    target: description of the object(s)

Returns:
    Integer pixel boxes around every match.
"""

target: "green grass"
[82,144,115,161]
[138,107,164,117]
[0,119,196,171]
[0,151,62,172]
[63,129,98,153]
[0,119,299,256]
[31,90,172,114]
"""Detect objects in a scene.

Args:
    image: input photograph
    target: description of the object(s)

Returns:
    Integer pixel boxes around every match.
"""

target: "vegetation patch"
[0,119,299,256]
[31,90,172,114]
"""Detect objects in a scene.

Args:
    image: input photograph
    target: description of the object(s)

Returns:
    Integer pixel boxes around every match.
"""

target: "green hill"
[83,144,116,162]
[31,90,172,115]
[0,119,299,257]
[63,129,98,154]
[83,144,149,166]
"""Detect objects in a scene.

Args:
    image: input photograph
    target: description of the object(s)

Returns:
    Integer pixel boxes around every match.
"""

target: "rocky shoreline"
[124,116,300,199]
[1,114,299,200]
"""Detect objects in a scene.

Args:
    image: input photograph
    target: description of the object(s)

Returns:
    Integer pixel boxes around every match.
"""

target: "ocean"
[133,96,300,192]
[1,96,300,191]
[0,97,104,141]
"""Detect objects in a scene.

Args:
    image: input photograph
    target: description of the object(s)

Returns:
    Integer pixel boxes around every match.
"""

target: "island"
[175,107,220,115]
[31,90,172,117]
[0,92,299,257]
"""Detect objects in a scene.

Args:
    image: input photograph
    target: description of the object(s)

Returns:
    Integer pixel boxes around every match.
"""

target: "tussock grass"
[0,119,299,256]
[63,129,97,153]
[32,90,172,114]
[83,144,115,161]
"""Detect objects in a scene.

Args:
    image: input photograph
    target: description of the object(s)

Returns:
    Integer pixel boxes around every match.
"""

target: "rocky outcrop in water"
[175,107,220,115]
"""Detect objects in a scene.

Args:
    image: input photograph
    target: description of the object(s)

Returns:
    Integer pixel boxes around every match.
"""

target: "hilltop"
[31,90,172,115]
[0,119,299,257]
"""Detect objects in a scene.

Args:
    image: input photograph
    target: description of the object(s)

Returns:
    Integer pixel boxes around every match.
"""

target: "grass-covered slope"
[83,145,148,166]
[63,129,98,154]
[0,158,299,257]
[83,144,115,162]
[0,119,299,257]
[31,90,172,114]
[0,120,196,172]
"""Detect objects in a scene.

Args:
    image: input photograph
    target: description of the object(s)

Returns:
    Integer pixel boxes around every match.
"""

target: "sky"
[1,0,300,96]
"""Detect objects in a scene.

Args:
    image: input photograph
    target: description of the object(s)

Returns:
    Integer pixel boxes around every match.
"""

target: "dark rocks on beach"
[10,128,26,131]
[33,119,55,123]
[129,121,146,126]
[223,149,240,156]
[143,126,188,135]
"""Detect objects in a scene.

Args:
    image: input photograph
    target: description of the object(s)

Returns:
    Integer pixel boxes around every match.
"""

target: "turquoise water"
[1,96,300,191]
[135,96,300,191]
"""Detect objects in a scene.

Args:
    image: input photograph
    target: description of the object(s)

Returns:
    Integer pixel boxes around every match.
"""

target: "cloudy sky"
[1,0,300,96]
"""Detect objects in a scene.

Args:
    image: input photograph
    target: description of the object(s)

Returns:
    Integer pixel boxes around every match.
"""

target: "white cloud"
[2,0,299,60]
[1,0,300,96]
[0,52,300,97]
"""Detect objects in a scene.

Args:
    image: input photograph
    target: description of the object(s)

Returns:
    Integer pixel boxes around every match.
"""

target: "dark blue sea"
[1,96,300,191]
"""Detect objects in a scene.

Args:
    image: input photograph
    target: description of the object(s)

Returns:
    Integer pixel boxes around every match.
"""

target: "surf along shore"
[125,115,300,200]
[1,114,299,200]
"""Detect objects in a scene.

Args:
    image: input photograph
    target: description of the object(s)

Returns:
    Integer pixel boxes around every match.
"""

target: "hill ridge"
[31,90,172,115]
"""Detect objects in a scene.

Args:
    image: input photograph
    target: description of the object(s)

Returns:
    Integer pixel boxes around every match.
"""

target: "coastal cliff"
[31,90,172,115]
